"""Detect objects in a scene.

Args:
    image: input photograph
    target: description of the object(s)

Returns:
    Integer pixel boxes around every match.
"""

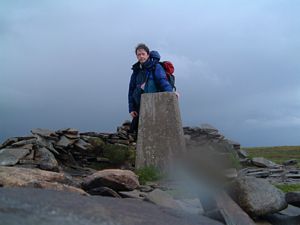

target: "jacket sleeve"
[154,64,173,92]
[128,73,136,113]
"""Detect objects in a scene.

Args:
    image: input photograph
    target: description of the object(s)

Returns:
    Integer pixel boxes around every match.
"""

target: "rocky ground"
[1,122,300,225]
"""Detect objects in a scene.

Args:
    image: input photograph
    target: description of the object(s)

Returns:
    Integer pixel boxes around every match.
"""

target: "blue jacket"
[128,51,173,113]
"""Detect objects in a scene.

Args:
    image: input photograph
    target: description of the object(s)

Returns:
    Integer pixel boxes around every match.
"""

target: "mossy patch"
[275,183,300,193]
[135,166,162,185]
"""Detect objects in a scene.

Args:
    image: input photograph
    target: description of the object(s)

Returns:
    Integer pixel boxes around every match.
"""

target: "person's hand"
[130,111,138,118]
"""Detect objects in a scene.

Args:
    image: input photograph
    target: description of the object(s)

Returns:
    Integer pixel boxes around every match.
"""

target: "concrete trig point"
[135,92,186,172]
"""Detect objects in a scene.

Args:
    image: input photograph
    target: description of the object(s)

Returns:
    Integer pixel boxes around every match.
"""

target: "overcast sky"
[1,0,300,146]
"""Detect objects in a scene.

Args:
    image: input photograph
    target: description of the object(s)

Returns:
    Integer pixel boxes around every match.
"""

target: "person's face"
[136,49,149,64]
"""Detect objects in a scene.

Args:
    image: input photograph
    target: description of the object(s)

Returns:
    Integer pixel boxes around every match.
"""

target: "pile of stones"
[1,122,300,225]
[0,121,136,175]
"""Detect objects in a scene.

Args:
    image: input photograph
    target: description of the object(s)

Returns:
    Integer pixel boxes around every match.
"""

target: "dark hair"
[135,43,150,55]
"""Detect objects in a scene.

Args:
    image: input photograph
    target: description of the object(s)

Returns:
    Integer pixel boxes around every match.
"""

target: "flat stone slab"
[252,157,280,168]
[0,187,223,225]
[216,192,256,225]
[31,128,58,139]
[0,148,30,166]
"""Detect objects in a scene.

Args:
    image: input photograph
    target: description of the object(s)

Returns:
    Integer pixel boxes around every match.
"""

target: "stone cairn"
[1,122,300,225]
[0,121,136,175]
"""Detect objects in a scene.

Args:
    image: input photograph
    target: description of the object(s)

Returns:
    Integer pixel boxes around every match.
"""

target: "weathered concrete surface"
[0,187,223,225]
[136,92,186,171]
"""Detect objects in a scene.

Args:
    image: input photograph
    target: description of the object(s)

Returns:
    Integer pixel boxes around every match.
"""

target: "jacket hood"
[149,50,160,61]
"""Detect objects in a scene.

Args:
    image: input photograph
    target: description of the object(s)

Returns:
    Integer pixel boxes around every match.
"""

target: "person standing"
[128,43,172,134]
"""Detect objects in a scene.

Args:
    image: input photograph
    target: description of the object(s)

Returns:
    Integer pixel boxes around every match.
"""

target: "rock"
[31,128,58,140]
[230,176,288,216]
[0,148,30,166]
[0,137,19,148]
[283,159,298,166]
[11,138,37,147]
[0,166,75,188]
[25,181,88,195]
[119,189,146,200]
[86,186,121,197]
[286,192,300,207]
[215,192,256,225]
[252,157,280,168]
[145,189,181,210]
[82,169,140,192]
[247,170,270,178]
[175,198,204,215]
[74,138,92,150]
[56,135,75,147]
[0,187,224,225]
[237,149,248,158]
[35,147,59,172]
[285,174,300,179]
[56,128,79,135]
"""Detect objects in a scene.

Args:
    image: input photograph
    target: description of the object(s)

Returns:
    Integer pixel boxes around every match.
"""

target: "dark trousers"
[129,116,139,134]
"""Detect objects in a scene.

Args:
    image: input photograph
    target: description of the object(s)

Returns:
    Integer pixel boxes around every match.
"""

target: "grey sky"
[1,0,300,146]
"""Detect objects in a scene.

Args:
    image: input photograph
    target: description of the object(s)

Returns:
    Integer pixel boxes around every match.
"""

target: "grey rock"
[230,176,288,216]
[247,170,270,178]
[215,192,256,225]
[119,189,146,200]
[0,148,30,166]
[35,135,59,155]
[56,128,79,135]
[82,169,140,192]
[11,138,37,147]
[31,128,58,139]
[145,189,181,210]
[283,159,298,166]
[56,135,75,148]
[35,147,59,172]
[86,186,121,197]
[175,198,204,215]
[237,149,248,158]
[279,204,300,216]
[286,174,300,179]
[0,187,223,225]
[0,137,19,149]
[286,192,300,207]
[252,157,280,168]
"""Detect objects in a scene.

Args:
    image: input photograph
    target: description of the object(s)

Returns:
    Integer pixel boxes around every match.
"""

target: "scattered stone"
[230,176,288,217]
[283,159,298,166]
[286,174,300,179]
[286,192,300,207]
[145,189,181,210]
[86,186,121,197]
[247,171,270,178]
[252,157,280,168]
[31,128,58,140]
[278,204,300,216]
[237,149,248,158]
[0,148,30,166]
[119,189,146,200]
[82,169,140,192]
[175,198,204,215]
[215,192,256,225]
